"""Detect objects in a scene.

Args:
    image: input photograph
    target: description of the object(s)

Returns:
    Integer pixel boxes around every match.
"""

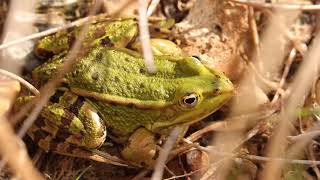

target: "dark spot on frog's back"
[100,37,113,47]
[95,52,103,60]
[112,76,120,82]
[91,73,99,80]
[140,83,146,88]
[72,69,80,77]
[139,68,146,74]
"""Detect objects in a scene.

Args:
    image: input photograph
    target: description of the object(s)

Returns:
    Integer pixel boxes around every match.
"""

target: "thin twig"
[187,108,277,142]
[0,69,39,95]
[248,61,278,90]
[186,121,229,142]
[147,0,161,17]
[271,48,297,104]
[0,0,138,51]
[286,31,308,56]
[248,6,262,71]
[0,16,91,50]
[241,153,320,165]
[164,169,201,180]
[200,158,229,180]
[15,0,103,138]
[307,142,320,179]
[138,0,157,73]
[183,140,320,166]
[0,119,43,180]
[287,130,320,142]
[90,149,129,166]
[32,149,44,167]
[151,127,181,180]
[262,20,320,180]
[132,169,150,180]
[164,166,176,177]
[203,145,320,165]
[9,0,138,126]
[229,0,320,11]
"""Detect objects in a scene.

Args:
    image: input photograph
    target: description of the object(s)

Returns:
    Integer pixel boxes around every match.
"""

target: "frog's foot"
[29,130,127,166]
[121,128,159,168]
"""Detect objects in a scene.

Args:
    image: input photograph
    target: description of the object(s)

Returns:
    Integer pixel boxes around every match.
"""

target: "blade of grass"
[138,0,157,73]
[151,127,181,180]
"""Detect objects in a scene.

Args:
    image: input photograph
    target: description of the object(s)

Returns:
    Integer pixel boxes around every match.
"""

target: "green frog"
[17,18,234,167]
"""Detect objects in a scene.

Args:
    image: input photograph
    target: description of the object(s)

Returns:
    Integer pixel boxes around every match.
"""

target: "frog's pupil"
[185,97,196,105]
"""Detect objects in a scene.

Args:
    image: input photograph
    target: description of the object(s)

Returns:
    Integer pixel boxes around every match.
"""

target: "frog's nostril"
[212,75,233,95]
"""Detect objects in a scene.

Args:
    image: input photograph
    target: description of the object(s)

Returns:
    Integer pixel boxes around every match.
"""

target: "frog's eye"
[179,93,200,108]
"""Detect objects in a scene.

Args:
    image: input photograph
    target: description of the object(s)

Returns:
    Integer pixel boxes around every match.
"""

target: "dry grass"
[2,0,320,179]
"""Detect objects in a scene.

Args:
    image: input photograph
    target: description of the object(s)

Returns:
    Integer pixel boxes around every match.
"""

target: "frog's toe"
[29,129,127,166]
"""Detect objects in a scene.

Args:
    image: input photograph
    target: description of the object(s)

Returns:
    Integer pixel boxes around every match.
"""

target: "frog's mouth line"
[150,92,233,131]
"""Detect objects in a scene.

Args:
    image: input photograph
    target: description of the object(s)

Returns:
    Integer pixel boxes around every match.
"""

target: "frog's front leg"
[121,128,158,167]
[121,126,190,168]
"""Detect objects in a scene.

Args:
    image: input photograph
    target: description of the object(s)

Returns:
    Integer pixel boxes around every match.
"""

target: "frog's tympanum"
[17,18,234,167]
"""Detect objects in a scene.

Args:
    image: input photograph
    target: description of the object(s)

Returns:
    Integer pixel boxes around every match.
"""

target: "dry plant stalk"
[0,0,43,179]
[151,127,181,180]
[0,69,39,95]
[16,0,103,139]
[0,0,137,51]
[0,119,43,180]
[175,0,318,179]
[230,0,320,11]
[138,0,156,73]
[0,78,41,179]
[147,0,160,17]
[3,0,320,179]
[0,0,120,178]
[262,24,320,180]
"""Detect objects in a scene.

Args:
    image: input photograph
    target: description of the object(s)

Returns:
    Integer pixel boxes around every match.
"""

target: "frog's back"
[67,47,198,103]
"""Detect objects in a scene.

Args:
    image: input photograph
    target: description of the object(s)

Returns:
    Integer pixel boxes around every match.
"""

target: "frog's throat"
[71,88,172,109]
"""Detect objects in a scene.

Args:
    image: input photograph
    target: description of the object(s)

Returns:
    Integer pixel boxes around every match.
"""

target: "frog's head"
[151,56,234,131]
